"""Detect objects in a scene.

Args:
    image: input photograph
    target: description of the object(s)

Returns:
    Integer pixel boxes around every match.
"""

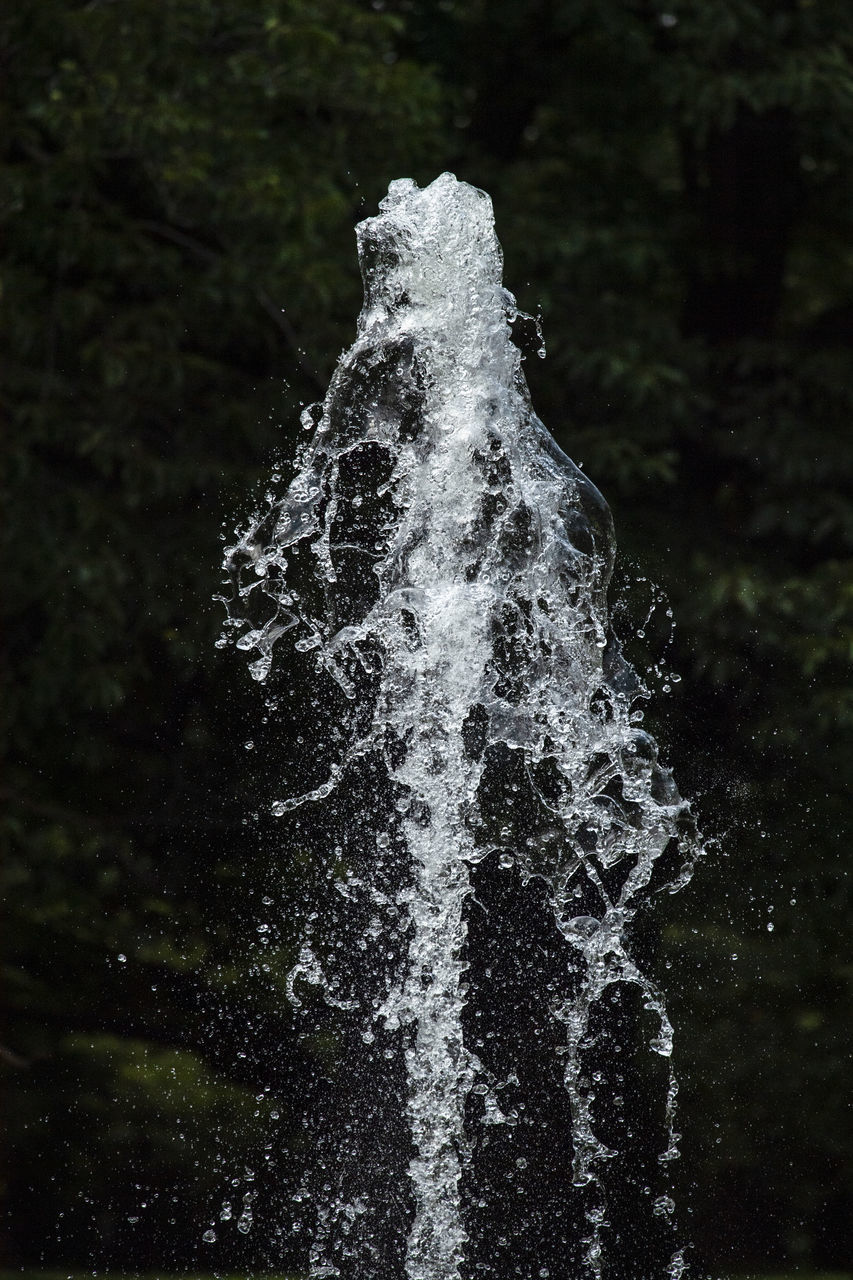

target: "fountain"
[219,173,699,1280]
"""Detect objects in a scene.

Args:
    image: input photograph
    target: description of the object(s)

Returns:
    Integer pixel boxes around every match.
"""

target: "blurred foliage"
[3,0,852,1275]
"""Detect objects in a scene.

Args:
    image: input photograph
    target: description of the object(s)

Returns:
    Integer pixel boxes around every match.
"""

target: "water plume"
[219,173,698,1280]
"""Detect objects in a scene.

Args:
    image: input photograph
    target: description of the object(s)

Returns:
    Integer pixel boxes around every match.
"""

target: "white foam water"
[219,174,698,1280]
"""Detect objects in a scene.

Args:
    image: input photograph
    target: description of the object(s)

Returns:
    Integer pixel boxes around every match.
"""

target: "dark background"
[3,0,852,1275]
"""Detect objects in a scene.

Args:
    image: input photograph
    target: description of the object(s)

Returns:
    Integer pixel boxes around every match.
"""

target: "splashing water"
[219,174,699,1280]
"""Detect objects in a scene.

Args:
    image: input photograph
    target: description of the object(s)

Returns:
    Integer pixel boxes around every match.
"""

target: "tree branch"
[136,219,326,395]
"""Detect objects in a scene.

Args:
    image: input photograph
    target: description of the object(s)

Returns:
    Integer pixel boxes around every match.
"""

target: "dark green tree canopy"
[3,0,852,1271]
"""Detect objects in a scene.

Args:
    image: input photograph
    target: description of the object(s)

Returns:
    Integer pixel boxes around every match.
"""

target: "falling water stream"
[219,174,699,1280]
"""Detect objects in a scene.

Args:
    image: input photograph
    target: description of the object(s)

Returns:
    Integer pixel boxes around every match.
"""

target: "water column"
[370,184,521,1279]
[220,173,698,1280]
[389,585,485,1279]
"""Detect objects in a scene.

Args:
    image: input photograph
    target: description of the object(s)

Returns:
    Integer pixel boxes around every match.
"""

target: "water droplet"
[565,915,600,940]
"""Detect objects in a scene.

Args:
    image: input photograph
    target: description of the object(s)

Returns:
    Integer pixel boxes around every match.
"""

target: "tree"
[4,0,853,1272]
[2,0,443,1267]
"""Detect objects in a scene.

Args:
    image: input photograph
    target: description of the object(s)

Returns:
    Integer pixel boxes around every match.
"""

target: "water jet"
[219,173,698,1280]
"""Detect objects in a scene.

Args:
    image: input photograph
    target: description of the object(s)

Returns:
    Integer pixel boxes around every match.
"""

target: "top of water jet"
[355,173,509,346]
